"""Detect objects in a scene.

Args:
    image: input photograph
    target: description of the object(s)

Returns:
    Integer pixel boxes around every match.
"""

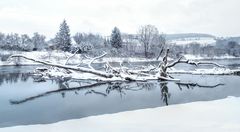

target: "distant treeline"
[169,40,240,58]
[0,20,240,58]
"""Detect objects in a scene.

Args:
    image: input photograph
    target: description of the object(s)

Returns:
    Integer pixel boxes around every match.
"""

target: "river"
[0,59,240,128]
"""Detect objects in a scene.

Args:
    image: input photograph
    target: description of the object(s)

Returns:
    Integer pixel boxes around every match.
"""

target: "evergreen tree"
[55,19,71,51]
[110,27,122,49]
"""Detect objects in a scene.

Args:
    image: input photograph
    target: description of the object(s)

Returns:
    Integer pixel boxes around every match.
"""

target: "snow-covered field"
[0,50,158,66]
[1,50,239,67]
[183,54,240,60]
[168,37,216,46]
[0,96,239,132]
[168,67,239,75]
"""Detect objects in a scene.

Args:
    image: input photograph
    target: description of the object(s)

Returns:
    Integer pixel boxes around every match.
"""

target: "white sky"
[0,0,239,38]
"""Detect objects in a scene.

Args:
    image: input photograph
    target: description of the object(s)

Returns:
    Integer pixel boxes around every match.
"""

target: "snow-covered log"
[9,54,114,78]
[9,48,230,82]
[9,54,179,81]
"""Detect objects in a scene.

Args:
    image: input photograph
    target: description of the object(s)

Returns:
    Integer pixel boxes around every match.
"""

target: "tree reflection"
[176,82,225,90]
[10,81,107,104]
[160,82,170,105]
[0,72,30,86]
[85,90,107,97]
[9,80,224,106]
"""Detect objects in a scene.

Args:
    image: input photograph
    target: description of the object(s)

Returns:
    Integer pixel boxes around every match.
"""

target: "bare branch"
[156,46,164,60]
[88,51,107,69]
[167,56,184,68]
[105,62,120,74]
[65,49,80,65]
[167,57,225,68]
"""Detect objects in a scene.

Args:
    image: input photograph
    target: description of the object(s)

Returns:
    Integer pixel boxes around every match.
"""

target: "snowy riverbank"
[0,96,239,132]
[0,50,159,66]
[183,54,240,60]
[1,50,240,66]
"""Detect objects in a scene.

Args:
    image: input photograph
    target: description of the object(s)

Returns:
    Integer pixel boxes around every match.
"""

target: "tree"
[104,38,110,47]
[110,27,122,49]
[227,41,239,56]
[0,32,5,48]
[20,34,32,51]
[137,25,159,57]
[5,33,21,50]
[73,33,104,53]
[32,32,46,51]
[55,19,71,51]
[73,32,84,45]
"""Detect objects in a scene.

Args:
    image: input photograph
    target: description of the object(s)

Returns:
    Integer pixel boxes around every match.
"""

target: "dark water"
[0,59,240,128]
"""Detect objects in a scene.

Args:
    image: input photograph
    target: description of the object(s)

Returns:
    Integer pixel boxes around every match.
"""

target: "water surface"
[0,60,240,128]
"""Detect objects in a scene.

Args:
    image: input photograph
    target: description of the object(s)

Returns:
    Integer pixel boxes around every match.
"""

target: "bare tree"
[73,33,84,45]
[137,25,159,57]
[32,32,46,51]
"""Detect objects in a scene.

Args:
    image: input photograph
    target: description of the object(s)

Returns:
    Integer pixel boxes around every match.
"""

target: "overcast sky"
[0,0,239,38]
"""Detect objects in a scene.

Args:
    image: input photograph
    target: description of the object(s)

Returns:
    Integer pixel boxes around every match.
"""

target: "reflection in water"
[176,82,225,90]
[9,81,107,104]
[85,90,108,97]
[160,83,170,105]
[9,80,224,106]
[0,73,30,86]
[1,65,236,128]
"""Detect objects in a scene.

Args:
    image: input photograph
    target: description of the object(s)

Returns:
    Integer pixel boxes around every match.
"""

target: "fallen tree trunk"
[9,49,229,82]
[9,54,179,82]
[10,54,114,78]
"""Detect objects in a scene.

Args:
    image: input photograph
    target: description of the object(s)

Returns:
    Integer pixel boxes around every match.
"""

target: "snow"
[0,50,162,66]
[183,54,204,60]
[0,96,239,132]
[168,67,238,75]
[1,50,239,67]
[168,37,216,46]
[183,54,240,60]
